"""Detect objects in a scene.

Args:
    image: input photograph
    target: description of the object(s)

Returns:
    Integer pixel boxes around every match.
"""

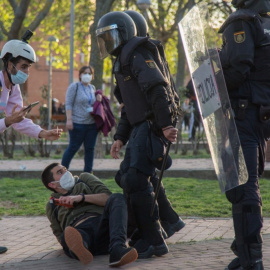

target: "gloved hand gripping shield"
[178,3,248,193]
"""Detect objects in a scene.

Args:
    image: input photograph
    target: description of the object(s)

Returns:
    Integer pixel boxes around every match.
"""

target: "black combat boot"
[225,243,263,269]
[129,191,169,259]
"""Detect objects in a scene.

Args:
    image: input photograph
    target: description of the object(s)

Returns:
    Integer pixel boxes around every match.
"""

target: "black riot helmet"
[96,11,137,59]
[124,10,148,37]
[232,0,270,13]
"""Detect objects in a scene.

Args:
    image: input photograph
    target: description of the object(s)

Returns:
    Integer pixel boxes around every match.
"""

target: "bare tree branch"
[27,0,54,32]
[8,0,17,12]
[0,20,8,36]
[8,0,31,40]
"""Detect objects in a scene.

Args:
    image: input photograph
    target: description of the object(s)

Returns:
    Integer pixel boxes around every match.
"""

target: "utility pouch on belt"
[259,106,270,122]
[236,99,248,120]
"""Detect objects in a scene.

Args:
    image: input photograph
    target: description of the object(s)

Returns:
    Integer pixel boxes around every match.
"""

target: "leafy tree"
[0,0,95,71]
[36,0,95,70]
[0,0,54,40]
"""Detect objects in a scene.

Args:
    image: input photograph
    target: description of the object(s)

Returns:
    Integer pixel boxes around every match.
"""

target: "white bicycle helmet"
[0,40,36,63]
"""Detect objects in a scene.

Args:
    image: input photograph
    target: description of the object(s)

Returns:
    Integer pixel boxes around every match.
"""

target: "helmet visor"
[96,25,123,59]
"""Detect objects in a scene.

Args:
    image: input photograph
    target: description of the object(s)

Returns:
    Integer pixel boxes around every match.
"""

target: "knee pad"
[120,167,150,194]
[226,185,244,204]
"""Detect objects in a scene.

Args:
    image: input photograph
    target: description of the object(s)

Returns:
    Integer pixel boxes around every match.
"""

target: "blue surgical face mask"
[10,65,29,84]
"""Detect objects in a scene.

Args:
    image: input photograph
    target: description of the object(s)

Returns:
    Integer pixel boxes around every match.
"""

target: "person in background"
[52,98,59,115]
[57,102,65,115]
[62,66,102,173]
[185,80,200,142]
[0,36,62,254]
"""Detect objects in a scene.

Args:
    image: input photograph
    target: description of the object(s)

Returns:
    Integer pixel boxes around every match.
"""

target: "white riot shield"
[178,3,248,193]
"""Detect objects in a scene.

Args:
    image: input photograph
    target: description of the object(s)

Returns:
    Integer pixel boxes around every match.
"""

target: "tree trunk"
[89,0,115,89]
[94,132,103,158]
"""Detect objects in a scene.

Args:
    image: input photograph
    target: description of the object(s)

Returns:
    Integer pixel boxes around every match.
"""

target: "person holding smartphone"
[0,39,62,140]
[0,37,62,253]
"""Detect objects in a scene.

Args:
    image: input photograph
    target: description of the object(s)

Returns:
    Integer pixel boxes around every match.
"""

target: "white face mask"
[60,171,75,190]
[81,73,92,84]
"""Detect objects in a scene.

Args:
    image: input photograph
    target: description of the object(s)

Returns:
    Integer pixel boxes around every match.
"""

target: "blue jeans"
[62,123,98,172]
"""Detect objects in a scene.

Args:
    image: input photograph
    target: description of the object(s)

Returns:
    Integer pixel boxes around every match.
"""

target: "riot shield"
[178,3,248,193]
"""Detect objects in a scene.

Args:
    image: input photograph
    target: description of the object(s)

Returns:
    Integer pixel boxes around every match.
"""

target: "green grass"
[1,177,270,217]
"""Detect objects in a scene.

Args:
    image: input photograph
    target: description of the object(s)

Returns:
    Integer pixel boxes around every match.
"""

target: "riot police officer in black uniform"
[96,11,180,259]
[123,9,185,241]
[219,0,270,269]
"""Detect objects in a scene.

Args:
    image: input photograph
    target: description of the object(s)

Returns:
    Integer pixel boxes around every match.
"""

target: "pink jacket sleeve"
[0,72,43,138]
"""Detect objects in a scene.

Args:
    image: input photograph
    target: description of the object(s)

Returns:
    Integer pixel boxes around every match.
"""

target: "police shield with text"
[218,0,270,269]
[96,11,181,259]
[179,1,268,269]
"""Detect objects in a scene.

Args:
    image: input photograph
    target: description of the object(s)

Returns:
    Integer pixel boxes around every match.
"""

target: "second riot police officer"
[96,11,180,259]
[219,0,270,269]
[123,9,186,243]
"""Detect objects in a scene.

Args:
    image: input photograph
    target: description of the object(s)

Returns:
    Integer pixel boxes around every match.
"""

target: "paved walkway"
[1,158,270,179]
[0,216,270,269]
[1,158,270,269]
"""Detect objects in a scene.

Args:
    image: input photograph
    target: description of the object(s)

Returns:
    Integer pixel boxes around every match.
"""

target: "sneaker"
[109,245,138,267]
[0,246,7,254]
[64,226,93,265]
[134,239,169,259]
[161,218,186,238]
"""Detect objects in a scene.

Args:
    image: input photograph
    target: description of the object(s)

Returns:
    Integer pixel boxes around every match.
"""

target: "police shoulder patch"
[145,60,156,68]
[234,31,245,43]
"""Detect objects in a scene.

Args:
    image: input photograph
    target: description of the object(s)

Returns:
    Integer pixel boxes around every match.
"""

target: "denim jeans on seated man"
[61,194,128,257]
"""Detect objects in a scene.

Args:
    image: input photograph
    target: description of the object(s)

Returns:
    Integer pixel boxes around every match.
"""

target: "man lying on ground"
[41,163,137,267]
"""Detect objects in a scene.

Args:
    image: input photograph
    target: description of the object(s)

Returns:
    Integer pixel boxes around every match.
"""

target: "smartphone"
[23,101,40,112]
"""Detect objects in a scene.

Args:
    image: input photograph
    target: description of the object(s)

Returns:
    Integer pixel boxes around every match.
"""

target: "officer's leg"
[225,203,263,270]
[225,115,264,270]
[150,173,185,238]
[115,150,137,238]
[119,167,168,259]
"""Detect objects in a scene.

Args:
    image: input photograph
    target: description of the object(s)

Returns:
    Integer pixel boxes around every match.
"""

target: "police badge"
[145,60,156,68]
[234,31,246,43]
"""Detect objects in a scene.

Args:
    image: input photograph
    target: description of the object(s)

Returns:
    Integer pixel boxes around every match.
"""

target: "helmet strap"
[4,60,15,86]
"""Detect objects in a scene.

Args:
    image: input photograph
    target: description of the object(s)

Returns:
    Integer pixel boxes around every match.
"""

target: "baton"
[150,141,172,217]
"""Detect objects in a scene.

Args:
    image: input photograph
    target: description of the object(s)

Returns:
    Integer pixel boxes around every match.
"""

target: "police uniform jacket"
[113,37,178,143]
[219,9,270,106]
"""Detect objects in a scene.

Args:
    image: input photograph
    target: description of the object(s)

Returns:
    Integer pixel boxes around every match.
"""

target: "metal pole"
[48,41,52,130]
[69,0,74,84]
